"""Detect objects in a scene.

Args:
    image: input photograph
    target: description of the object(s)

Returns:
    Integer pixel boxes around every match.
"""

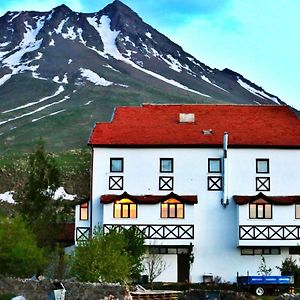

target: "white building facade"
[75,104,300,283]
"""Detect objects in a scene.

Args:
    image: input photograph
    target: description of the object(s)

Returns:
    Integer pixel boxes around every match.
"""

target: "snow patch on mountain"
[237,77,280,104]
[54,18,69,34]
[80,68,113,86]
[8,12,21,23]
[145,31,152,39]
[49,39,55,46]
[0,191,15,204]
[201,75,228,92]
[103,64,120,73]
[2,85,65,113]
[88,15,210,98]
[62,26,77,40]
[32,109,66,122]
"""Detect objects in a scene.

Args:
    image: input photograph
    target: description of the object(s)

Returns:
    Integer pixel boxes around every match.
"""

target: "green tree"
[0,216,47,277]
[122,227,146,280]
[277,256,299,276]
[71,227,146,283]
[16,140,73,247]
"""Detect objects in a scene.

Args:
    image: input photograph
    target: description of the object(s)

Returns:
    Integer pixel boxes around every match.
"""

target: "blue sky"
[0,0,299,109]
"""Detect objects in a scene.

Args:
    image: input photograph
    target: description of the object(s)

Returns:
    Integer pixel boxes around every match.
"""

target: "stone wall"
[0,276,125,300]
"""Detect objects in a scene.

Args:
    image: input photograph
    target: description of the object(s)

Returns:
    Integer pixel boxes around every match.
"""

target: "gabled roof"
[100,192,198,204]
[234,193,300,205]
[88,104,300,148]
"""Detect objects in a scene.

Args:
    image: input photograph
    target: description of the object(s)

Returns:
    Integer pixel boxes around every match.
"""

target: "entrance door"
[177,253,190,282]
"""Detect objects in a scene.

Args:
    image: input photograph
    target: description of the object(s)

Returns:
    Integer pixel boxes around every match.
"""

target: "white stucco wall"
[75,146,300,283]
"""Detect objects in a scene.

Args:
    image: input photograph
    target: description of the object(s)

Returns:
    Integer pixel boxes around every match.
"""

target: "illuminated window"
[80,202,88,220]
[296,205,300,219]
[110,158,123,172]
[161,198,184,218]
[114,198,137,218]
[160,158,173,173]
[249,199,272,219]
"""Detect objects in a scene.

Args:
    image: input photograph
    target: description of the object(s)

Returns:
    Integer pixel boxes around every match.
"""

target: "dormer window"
[161,198,184,218]
[114,198,137,218]
[249,199,272,219]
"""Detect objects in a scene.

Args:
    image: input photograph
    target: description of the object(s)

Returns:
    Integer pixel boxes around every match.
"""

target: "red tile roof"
[234,193,300,205]
[101,192,198,204]
[89,104,300,148]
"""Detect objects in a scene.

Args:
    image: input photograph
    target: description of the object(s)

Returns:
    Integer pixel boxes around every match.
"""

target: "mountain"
[0,0,290,153]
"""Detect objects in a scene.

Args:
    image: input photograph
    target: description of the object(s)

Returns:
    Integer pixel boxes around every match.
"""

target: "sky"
[0,0,299,110]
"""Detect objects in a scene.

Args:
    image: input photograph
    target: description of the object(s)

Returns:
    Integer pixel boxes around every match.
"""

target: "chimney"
[179,113,195,123]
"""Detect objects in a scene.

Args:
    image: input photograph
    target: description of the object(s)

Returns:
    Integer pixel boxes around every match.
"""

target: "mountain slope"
[0,0,288,153]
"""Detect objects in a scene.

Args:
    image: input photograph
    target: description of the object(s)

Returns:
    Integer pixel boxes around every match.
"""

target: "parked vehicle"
[237,275,294,296]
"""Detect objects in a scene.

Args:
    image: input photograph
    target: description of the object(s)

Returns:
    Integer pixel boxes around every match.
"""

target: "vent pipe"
[221,132,229,207]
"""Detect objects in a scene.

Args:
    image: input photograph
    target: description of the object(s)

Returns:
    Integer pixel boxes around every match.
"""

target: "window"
[80,202,88,220]
[149,246,189,254]
[208,158,222,173]
[256,159,269,173]
[110,158,123,172]
[160,158,173,173]
[249,199,272,219]
[289,247,300,255]
[296,205,300,219]
[241,247,280,255]
[161,198,184,218]
[114,198,137,218]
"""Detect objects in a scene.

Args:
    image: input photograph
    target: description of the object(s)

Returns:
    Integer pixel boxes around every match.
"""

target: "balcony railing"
[104,224,194,239]
[239,225,300,240]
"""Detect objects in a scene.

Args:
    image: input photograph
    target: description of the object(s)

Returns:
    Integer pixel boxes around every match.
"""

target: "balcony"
[104,224,194,240]
[239,225,300,246]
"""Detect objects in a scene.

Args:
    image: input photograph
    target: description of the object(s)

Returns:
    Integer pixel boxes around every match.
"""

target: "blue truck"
[237,275,294,296]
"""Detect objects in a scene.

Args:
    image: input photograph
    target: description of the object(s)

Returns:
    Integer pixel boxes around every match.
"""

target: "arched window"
[161,198,184,218]
[114,198,137,218]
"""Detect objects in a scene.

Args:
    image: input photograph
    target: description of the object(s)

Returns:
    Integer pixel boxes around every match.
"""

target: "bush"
[0,216,47,277]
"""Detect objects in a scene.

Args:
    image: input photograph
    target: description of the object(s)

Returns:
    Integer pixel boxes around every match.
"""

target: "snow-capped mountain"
[0,0,288,152]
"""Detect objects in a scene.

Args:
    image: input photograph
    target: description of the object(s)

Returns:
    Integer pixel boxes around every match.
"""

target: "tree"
[277,256,299,276]
[15,140,73,247]
[143,248,167,286]
[71,228,131,282]
[0,216,47,277]
[71,227,146,283]
[257,255,272,276]
[122,227,146,280]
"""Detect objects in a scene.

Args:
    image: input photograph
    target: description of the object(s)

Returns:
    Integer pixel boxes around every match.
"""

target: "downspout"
[221,132,229,207]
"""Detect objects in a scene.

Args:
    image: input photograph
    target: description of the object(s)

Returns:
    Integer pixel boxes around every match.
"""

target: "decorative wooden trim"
[101,192,198,204]
[239,225,300,240]
[159,176,174,190]
[110,157,124,172]
[104,224,194,239]
[76,227,90,241]
[256,177,270,191]
[256,158,269,173]
[160,158,174,173]
[208,176,222,191]
[208,158,222,173]
[109,176,123,190]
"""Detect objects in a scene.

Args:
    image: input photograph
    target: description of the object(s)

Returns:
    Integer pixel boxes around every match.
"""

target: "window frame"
[249,202,272,219]
[160,158,173,173]
[256,159,269,174]
[241,247,280,255]
[113,200,137,218]
[208,158,222,173]
[160,199,184,219]
[295,204,300,219]
[110,158,124,173]
[80,202,89,220]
